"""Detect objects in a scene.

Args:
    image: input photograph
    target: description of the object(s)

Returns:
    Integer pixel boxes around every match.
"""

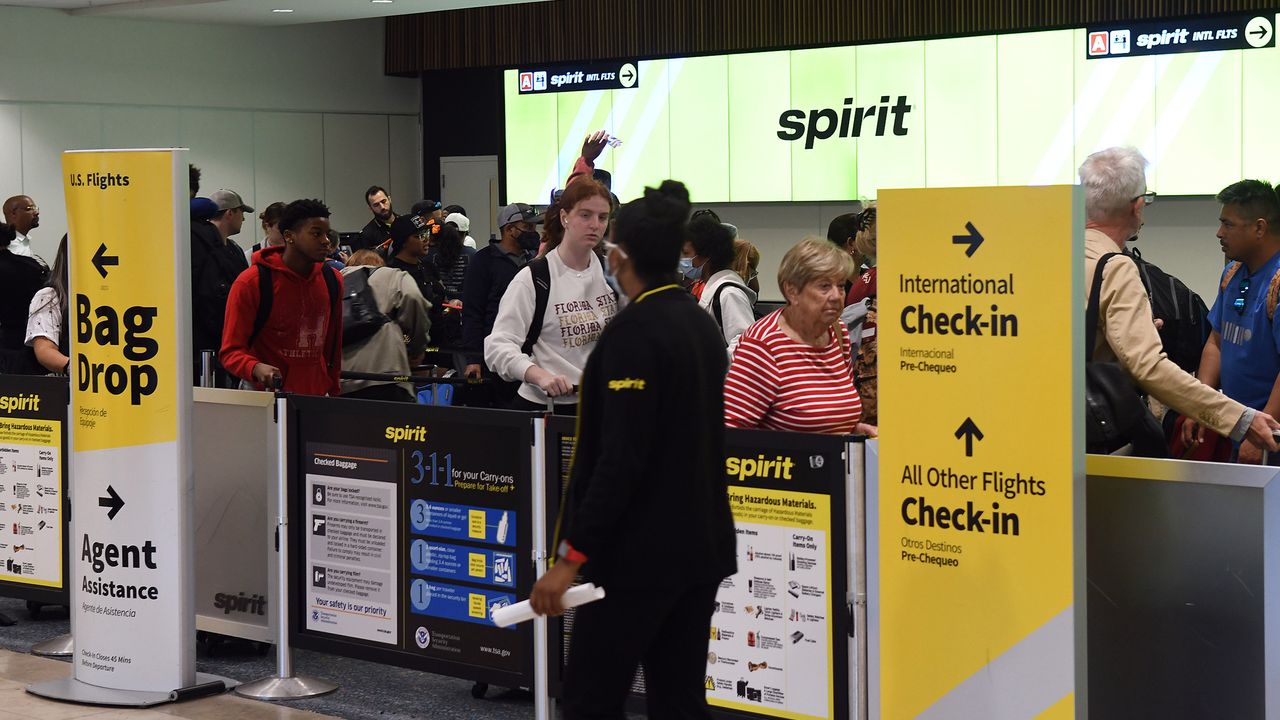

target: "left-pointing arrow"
[92,243,119,279]
[98,485,124,520]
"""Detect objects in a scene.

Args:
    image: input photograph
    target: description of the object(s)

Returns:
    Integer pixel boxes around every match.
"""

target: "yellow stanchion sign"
[876,186,1083,718]
[64,151,178,452]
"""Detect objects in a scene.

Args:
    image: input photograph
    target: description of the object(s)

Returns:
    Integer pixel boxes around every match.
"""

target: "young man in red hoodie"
[220,198,343,395]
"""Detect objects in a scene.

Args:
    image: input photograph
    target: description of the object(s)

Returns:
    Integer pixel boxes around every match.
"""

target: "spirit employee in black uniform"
[531,180,737,719]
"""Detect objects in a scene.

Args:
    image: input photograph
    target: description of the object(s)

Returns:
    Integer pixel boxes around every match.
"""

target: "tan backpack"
[1220,262,1280,319]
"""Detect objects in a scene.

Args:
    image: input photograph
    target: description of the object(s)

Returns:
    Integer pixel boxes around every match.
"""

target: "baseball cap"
[389,214,428,254]
[444,212,470,233]
[411,199,442,216]
[209,189,254,214]
[190,197,219,221]
[497,203,544,228]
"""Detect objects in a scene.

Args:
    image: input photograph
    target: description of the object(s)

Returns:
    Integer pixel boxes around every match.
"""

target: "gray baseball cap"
[497,203,543,228]
[209,189,254,214]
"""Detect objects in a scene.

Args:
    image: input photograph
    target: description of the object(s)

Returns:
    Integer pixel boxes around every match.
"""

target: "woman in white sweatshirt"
[685,214,757,353]
[484,179,619,411]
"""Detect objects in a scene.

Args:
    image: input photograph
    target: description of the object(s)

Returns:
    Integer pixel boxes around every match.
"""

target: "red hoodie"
[220,246,343,396]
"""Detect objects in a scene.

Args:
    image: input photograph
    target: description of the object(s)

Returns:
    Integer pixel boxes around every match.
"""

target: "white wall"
[700,197,1228,303]
[0,6,422,259]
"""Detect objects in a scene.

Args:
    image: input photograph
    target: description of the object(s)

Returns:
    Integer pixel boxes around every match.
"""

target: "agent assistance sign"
[64,149,193,693]
[875,186,1083,718]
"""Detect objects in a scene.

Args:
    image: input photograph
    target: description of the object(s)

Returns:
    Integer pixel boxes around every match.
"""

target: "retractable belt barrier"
[0,374,70,609]
[542,416,857,720]
[279,395,858,720]
[285,395,543,695]
[192,388,277,644]
[9,387,861,718]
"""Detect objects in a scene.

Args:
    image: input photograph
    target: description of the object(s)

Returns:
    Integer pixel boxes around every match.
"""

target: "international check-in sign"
[876,186,1083,718]
[61,150,194,694]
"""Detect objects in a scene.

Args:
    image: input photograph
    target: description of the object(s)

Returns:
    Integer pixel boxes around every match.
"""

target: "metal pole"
[531,417,550,720]
[235,394,337,700]
[848,440,868,720]
[199,350,215,388]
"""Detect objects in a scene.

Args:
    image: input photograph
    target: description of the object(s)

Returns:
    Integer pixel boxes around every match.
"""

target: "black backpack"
[710,281,752,343]
[247,264,352,347]
[339,267,392,346]
[1128,247,1210,374]
[521,255,616,355]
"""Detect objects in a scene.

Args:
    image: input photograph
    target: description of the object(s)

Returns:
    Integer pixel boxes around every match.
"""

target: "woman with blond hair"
[725,236,876,436]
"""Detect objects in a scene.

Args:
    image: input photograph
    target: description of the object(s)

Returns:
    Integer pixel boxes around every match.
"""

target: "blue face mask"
[679,256,703,281]
[604,260,622,296]
[603,245,625,297]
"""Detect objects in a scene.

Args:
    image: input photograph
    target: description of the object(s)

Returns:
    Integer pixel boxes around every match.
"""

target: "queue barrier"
[193,388,276,645]
[281,395,859,720]
[20,379,1264,718]
[1083,454,1280,718]
[541,416,858,719]
[0,375,70,612]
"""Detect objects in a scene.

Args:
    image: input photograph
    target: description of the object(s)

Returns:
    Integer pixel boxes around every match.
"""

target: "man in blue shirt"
[1199,180,1280,463]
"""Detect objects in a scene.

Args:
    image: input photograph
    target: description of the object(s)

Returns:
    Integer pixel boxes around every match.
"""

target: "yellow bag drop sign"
[64,151,178,452]
[876,186,1083,719]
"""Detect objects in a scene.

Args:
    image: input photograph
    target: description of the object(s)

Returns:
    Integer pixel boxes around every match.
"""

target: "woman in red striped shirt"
[725,237,878,436]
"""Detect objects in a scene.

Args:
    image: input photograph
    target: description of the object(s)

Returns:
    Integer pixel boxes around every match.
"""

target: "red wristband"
[557,539,588,564]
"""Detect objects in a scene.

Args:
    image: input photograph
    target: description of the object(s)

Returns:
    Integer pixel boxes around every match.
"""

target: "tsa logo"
[1109,30,1131,54]
[415,627,432,649]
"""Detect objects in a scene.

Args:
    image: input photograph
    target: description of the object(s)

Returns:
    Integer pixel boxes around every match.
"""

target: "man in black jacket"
[0,222,47,375]
[532,181,735,719]
[356,186,396,252]
[191,191,251,386]
[460,203,541,404]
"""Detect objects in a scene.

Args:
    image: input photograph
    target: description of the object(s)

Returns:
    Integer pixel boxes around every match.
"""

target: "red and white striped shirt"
[724,310,862,435]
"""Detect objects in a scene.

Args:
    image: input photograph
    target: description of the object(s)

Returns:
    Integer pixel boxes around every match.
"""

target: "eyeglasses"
[1233,275,1251,315]
[1133,191,1156,206]
[17,205,37,213]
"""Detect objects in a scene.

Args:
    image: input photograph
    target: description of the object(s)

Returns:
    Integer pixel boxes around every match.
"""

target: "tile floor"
[0,650,334,720]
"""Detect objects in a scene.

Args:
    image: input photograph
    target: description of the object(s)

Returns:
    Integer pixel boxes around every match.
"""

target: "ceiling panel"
[0,0,544,26]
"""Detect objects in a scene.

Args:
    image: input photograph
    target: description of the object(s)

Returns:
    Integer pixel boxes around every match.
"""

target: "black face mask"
[515,229,541,251]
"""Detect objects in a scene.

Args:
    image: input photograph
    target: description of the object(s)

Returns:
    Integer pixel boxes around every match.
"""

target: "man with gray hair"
[1080,146,1280,453]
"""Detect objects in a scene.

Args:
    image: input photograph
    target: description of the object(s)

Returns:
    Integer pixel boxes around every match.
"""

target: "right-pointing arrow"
[951,222,984,257]
[954,418,984,458]
[98,485,124,520]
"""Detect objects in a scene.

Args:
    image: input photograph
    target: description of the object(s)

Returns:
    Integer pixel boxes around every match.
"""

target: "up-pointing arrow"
[952,222,985,257]
[954,418,984,458]
[98,485,124,520]
[92,243,119,279]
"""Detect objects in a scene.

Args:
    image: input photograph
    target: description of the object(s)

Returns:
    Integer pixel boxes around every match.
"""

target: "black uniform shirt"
[562,284,737,590]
